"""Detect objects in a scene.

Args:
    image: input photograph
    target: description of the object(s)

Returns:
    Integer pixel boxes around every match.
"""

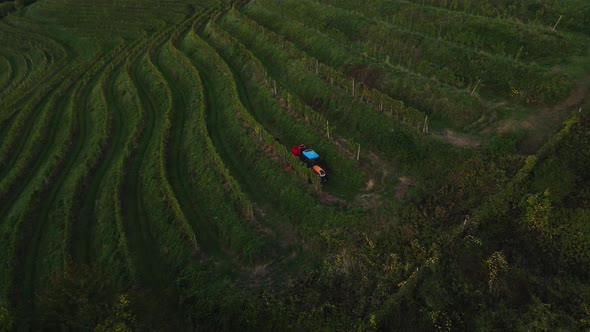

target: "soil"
[365,178,375,191]
[320,191,347,205]
[252,263,269,277]
[395,176,415,200]
[435,129,481,147]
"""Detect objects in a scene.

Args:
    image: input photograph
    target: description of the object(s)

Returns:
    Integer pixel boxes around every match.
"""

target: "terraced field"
[1,0,590,330]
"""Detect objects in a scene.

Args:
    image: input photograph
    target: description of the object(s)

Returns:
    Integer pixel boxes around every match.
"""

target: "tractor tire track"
[0,56,12,93]
[98,66,137,278]
[9,61,103,323]
[0,60,85,182]
[0,83,75,310]
[124,52,169,286]
[0,51,27,92]
[153,41,221,253]
[180,35,263,206]
[0,63,89,217]
[175,34,270,259]
[71,65,118,266]
[7,47,129,321]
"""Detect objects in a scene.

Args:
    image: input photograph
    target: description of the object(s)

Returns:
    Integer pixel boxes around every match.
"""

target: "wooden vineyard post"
[470,79,481,96]
[352,78,355,97]
[273,80,277,96]
[326,120,330,139]
[553,15,563,30]
[515,46,523,61]
[423,115,429,133]
[286,93,291,110]
[357,144,361,161]
[315,59,319,74]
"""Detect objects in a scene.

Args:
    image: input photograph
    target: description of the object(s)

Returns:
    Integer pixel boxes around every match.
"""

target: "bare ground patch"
[395,176,415,200]
[435,129,481,147]
[493,74,590,152]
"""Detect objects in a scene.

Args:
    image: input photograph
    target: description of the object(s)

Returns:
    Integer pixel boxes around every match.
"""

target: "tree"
[486,251,508,297]
[94,294,136,332]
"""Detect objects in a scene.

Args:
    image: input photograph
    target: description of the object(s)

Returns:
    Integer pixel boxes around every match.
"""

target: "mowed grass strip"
[0,84,76,312]
[123,50,198,287]
[0,48,114,320]
[0,56,12,93]
[4,41,138,320]
[176,31,269,260]
[83,64,136,281]
[0,48,112,221]
[154,40,222,252]
[70,64,116,267]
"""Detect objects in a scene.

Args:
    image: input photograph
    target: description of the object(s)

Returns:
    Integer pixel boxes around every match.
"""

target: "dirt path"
[494,73,590,153]
[434,129,481,148]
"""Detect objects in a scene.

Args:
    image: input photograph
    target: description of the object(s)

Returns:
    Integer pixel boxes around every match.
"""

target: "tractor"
[291,144,327,182]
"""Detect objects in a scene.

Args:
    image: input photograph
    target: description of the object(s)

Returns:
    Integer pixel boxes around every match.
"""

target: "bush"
[0,2,14,18]
[0,305,12,332]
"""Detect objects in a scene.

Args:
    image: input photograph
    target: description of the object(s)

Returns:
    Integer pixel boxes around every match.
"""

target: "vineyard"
[1,0,589,330]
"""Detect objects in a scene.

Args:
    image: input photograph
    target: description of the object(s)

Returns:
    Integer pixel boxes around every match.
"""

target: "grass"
[204,21,365,200]
[156,40,236,254]
[125,52,174,287]
[0,0,588,329]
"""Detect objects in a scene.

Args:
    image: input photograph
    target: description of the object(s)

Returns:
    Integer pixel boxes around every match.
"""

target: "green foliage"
[94,294,137,332]
[421,0,590,35]
[203,18,364,194]
[486,251,509,297]
[322,0,581,62]
[243,0,485,127]
[226,9,425,130]
[0,2,15,17]
[220,7,456,172]
[0,304,12,332]
[251,0,574,104]
[193,24,323,192]
[36,266,125,330]
[0,0,589,330]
